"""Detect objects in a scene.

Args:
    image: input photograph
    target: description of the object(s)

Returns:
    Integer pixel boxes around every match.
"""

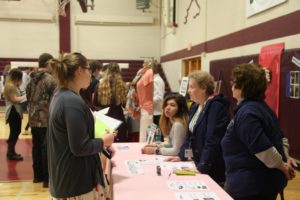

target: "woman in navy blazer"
[166,71,230,184]
[221,63,295,200]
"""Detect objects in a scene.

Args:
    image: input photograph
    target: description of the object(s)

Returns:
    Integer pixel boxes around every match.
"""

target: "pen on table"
[168,172,172,179]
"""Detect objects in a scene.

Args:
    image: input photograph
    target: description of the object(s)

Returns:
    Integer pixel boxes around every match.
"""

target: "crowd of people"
[2,52,297,200]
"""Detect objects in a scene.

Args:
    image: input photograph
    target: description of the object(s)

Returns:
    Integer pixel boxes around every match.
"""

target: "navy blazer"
[221,100,287,198]
[179,94,230,183]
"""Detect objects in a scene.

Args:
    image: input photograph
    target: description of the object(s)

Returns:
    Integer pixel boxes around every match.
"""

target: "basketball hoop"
[58,0,71,16]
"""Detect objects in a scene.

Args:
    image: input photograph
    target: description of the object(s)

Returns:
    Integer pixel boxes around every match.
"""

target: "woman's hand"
[107,145,116,158]
[164,156,181,162]
[102,132,115,148]
[144,143,158,148]
[141,146,156,154]
[287,156,298,169]
[279,162,296,180]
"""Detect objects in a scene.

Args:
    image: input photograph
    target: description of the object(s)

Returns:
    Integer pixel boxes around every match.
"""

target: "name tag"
[184,149,193,159]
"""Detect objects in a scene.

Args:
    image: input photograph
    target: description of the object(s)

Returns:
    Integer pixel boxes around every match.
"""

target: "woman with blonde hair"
[48,52,115,199]
[166,71,230,185]
[4,68,26,160]
[141,93,188,156]
[94,62,128,142]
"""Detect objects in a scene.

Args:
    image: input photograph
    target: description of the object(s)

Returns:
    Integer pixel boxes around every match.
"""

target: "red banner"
[259,43,284,116]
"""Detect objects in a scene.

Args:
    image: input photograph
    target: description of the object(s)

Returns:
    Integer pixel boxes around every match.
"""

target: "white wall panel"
[0,0,59,58]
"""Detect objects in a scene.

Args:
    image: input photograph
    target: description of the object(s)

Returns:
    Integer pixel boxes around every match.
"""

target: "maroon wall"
[210,49,300,159]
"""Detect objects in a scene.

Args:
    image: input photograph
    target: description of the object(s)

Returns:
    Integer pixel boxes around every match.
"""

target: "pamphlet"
[93,111,122,138]
[174,192,219,200]
[167,180,208,190]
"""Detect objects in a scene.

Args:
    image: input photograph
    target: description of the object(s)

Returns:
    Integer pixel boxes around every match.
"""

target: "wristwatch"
[155,147,160,155]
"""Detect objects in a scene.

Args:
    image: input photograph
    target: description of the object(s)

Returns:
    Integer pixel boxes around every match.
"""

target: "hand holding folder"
[93,109,122,139]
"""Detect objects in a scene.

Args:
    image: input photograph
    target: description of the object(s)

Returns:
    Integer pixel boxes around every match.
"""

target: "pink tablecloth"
[110,143,233,200]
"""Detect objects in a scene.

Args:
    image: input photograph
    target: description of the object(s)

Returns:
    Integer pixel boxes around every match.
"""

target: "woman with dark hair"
[141,93,188,156]
[48,52,116,199]
[4,68,26,160]
[221,63,295,200]
[94,62,128,142]
[166,71,230,185]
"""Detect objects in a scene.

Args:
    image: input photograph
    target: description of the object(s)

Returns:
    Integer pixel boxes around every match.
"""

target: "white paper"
[179,77,189,96]
[93,112,122,131]
[160,162,194,170]
[168,180,208,190]
[125,160,144,174]
[292,56,300,68]
[116,145,129,150]
[94,107,110,115]
[146,123,157,144]
[137,156,164,165]
[175,192,219,200]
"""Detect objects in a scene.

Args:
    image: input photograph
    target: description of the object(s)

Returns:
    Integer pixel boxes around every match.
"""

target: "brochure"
[93,111,122,138]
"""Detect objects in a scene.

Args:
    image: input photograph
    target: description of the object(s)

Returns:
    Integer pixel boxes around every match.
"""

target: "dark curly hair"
[232,63,267,101]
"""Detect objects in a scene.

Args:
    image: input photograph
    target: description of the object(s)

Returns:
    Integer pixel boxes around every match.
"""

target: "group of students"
[3,52,297,200]
[4,53,57,188]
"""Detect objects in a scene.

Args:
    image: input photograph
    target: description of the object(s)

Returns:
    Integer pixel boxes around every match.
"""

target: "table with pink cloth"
[109,142,233,200]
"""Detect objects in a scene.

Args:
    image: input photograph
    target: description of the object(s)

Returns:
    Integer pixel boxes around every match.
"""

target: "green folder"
[94,113,122,138]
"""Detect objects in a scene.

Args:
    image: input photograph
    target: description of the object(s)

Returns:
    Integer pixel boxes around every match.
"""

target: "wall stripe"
[161,10,300,63]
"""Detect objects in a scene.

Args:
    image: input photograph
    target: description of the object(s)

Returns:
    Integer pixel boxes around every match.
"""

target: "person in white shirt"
[141,93,188,156]
[152,62,165,141]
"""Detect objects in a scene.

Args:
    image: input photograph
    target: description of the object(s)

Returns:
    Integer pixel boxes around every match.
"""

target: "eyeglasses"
[81,66,92,73]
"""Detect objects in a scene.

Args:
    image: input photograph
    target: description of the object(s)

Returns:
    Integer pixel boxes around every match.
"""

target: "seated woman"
[141,93,188,156]
[166,71,230,185]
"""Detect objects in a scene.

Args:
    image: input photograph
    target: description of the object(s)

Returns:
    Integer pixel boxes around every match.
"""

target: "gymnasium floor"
[0,112,299,200]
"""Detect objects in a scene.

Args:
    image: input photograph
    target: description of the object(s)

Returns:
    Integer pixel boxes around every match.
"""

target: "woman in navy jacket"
[167,71,230,184]
[221,63,295,200]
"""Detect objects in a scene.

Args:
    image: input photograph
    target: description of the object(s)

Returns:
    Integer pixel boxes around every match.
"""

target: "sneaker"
[7,153,23,161]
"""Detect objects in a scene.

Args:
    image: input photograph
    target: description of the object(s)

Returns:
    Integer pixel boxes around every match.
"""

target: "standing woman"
[167,71,230,184]
[141,93,188,156]
[4,69,26,160]
[136,59,154,142]
[221,63,294,200]
[48,53,115,199]
[94,62,128,142]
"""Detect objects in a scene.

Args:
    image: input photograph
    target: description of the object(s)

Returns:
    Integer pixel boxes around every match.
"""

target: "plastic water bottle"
[155,127,162,143]
[146,125,152,144]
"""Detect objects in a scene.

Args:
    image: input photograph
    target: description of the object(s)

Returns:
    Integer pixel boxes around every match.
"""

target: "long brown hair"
[4,69,23,97]
[97,62,128,106]
[159,93,189,137]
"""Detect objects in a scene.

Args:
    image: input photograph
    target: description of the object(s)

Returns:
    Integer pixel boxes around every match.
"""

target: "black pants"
[31,127,48,182]
[7,106,22,152]
[235,193,278,200]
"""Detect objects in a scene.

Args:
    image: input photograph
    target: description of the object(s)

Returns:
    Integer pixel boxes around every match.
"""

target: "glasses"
[81,66,92,73]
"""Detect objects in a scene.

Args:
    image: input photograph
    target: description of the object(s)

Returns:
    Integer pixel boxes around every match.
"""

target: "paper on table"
[93,112,122,138]
[174,192,219,200]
